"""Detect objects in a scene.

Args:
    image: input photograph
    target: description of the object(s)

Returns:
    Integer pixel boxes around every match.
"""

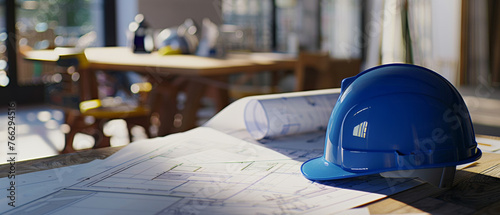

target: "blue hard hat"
[301,63,482,181]
[158,30,190,54]
[157,25,198,55]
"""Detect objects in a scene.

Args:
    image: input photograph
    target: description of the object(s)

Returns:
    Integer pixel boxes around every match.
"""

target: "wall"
[116,0,222,47]
[137,0,223,29]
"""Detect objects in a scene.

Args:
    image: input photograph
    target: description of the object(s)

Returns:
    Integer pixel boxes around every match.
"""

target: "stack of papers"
[1,89,425,214]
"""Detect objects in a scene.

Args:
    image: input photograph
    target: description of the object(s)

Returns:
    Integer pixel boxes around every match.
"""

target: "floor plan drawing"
[4,127,422,214]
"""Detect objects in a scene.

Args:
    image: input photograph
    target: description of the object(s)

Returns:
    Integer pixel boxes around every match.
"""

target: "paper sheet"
[476,136,500,153]
[204,88,341,135]
[2,127,421,214]
[244,93,339,139]
[0,159,105,209]
[2,89,425,214]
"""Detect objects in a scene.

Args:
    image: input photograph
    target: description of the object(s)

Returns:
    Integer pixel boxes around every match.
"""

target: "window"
[16,0,104,85]
[0,0,110,104]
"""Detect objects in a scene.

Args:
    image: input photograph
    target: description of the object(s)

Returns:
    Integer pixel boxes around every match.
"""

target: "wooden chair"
[329,58,362,88]
[52,52,154,153]
[295,52,331,91]
[295,52,362,91]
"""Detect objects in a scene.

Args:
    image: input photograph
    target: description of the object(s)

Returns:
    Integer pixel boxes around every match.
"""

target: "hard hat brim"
[301,156,378,181]
[301,148,483,181]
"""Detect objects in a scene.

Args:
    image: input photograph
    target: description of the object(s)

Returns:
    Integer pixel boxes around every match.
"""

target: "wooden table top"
[2,145,499,214]
[367,152,500,214]
[25,47,297,76]
[24,47,298,135]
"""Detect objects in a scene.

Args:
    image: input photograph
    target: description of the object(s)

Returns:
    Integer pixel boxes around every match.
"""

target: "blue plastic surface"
[159,31,191,54]
[301,63,482,181]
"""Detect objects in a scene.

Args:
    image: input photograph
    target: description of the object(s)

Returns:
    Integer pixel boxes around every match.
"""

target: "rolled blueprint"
[244,93,339,140]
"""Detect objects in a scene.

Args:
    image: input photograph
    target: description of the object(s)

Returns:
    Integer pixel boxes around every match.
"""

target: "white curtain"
[363,0,462,86]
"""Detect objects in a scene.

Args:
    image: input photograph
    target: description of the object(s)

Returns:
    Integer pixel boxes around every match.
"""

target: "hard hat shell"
[301,63,482,181]
[159,33,190,54]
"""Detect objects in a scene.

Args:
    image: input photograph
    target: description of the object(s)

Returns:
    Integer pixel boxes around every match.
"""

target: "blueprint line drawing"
[3,127,422,215]
[1,89,437,214]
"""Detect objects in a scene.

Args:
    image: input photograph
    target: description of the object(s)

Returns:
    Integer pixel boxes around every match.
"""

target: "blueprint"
[205,88,341,136]
[0,159,107,210]
[3,127,421,215]
[2,89,424,214]
[244,93,338,139]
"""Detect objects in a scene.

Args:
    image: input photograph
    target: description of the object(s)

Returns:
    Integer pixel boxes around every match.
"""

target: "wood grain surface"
[0,146,123,178]
[366,152,500,214]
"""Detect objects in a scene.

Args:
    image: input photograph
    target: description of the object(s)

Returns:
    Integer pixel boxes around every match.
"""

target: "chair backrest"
[296,52,362,91]
[328,58,362,88]
[44,52,88,110]
[295,52,330,91]
[57,52,89,69]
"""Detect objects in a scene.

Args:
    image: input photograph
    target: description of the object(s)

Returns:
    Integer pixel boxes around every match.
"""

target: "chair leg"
[93,119,111,149]
[127,122,134,143]
[61,109,81,154]
[153,81,179,136]
[62,129,77,154]
[142,119,152,138]
[93,134,111,149]
[125,116,152,142]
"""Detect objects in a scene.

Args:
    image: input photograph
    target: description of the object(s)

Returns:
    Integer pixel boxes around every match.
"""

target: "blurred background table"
[25,47,297,137]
